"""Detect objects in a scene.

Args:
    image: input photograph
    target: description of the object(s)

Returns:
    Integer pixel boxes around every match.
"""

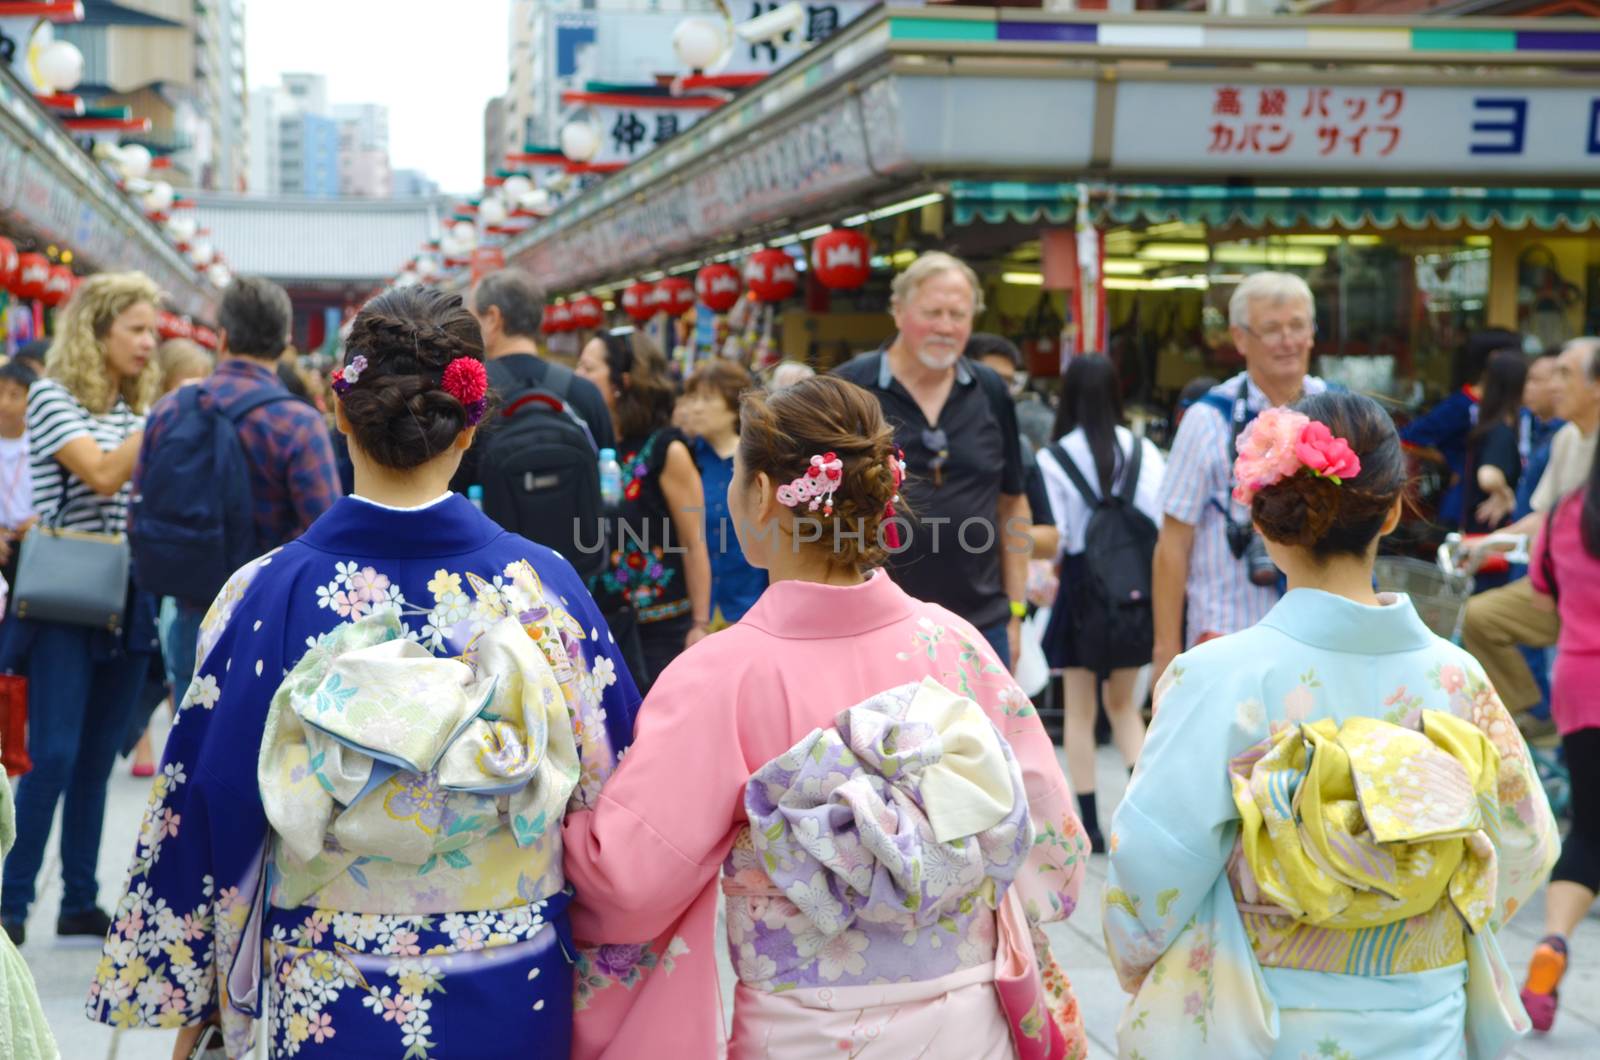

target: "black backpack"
[130,383,295,607]
[478,359,604,579]
[1047,437,1158,670]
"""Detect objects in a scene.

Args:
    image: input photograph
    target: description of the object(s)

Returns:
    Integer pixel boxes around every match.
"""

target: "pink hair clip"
[776,451,844,516]
[883,448,907,549]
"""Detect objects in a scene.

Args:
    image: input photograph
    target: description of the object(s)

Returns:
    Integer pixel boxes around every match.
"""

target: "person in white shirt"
[1036,354,1165,850]
[0,360,38,586]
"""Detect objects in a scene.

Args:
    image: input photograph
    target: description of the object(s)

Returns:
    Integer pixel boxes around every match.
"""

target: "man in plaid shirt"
[136,276,341,691]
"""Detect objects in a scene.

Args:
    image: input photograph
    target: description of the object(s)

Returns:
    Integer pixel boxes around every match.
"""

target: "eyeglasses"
[922,427,949,487]
[1242,321,1316,343]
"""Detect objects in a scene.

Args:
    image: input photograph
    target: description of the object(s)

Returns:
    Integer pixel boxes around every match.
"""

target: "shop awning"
[951,181,1600,232]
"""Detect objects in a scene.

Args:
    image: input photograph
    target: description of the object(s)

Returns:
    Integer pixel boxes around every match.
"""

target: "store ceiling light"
[1106,276,1211,291]
[865,192,944,222]
[1104,259,1148,276]
[769,233,800,247]
[1143,221,1206,240]
[797,225,832,240]
[1002,271,1043,286]
[841,213,869,226]
[1136,243,1210,263]
[1283,234,1343,246]
[1213,245,1327,266]
[890,249,917,267]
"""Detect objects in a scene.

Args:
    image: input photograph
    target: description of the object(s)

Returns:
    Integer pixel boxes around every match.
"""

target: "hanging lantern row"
[516,227,870,334]
[0,236,76,307]
[155,311,218,349]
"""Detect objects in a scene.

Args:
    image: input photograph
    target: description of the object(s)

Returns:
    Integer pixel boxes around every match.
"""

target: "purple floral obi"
[721,677,1033,992]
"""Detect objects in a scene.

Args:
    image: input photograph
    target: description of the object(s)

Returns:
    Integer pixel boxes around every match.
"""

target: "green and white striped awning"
[951,181,1600,231]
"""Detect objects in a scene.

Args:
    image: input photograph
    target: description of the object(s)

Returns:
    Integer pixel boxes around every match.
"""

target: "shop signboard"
[1113,81,1600,178]
[547,4,878,164]
[518,83,886,290]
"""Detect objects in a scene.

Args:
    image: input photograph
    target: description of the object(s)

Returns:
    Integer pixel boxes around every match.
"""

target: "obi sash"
[723,677,1071,1058]
[1227,709,1502,977]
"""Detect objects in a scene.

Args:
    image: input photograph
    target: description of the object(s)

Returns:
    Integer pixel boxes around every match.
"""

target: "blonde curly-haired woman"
[1,272,160,948]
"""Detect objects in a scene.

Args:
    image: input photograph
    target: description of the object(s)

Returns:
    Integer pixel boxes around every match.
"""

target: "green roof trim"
[950,181,1600,231]
[1411,28,1517,52]
[888,17,997,43]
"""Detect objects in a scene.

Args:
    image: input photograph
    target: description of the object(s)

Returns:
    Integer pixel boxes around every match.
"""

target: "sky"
[245,0,510,195]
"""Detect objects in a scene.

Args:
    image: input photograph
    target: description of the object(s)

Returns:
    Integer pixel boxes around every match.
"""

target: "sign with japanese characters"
[1112,81,1600,176]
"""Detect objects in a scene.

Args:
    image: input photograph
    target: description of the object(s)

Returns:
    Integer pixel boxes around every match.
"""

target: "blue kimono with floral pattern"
[85,495,641,1058]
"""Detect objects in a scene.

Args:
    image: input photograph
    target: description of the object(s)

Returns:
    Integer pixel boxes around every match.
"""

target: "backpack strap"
[539,361,576,404]
[1046,441,1105,510]
[218,383,295,424]
[1116,434,1144,505]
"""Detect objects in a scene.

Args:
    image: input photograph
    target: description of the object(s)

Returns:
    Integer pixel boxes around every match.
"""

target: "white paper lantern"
[560,121,600,164]
[416,256,440,280]
[206,263,231,287]
[37,40,83,94]
[501,174,532,202]
[142,180,174,214]
[673,17,728,71]
[478,195,508,227]
[187,239,214,267]
[519,187,551,213]
[117,144,153,181]
[395,270,420,288]
[450,221,478,250]
[165,212,198,243]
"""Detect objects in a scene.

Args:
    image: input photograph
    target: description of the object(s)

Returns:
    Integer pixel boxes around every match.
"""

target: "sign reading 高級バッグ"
[1113,82,1600,178]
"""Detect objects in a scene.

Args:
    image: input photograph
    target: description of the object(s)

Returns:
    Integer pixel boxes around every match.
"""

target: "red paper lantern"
[193,326,219,350]
[570,295,603,330]
[621,281,656,323]
[745,249,798,303]
[812,229,871,291]
[0,238,18,293]
[656,276,695,316]
[695,263,741,313]
[14,254,49,301]
[545,300,575,333]
[157,310,181,339]
[41,265,73,306]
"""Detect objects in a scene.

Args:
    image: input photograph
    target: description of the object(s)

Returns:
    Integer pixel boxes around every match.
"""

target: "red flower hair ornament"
[441,357,489,426]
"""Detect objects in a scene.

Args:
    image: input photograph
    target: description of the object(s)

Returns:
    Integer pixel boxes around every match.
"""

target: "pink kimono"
[562,571,1090,1058]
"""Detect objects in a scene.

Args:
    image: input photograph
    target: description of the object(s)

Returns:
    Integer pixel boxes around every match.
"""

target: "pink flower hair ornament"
[776,451,844,516]
[1232,407,1362,506]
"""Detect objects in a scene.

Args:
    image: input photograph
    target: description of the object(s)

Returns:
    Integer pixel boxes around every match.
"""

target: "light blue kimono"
[1104,589,1559,1060]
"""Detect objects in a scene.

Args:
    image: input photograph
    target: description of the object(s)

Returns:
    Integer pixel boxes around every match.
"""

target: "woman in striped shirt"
[1,272,160,948]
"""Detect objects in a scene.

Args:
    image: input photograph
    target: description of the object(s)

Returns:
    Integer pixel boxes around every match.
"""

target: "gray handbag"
[12,501,130,634]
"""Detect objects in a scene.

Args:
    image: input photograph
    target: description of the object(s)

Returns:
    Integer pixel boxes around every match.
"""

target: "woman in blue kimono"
[1105,391,1558,1059]
[85,287,641,1059]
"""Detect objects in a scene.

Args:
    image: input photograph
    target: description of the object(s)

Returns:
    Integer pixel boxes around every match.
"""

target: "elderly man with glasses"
[1151,271,1331,682]
[836,252,1030,668]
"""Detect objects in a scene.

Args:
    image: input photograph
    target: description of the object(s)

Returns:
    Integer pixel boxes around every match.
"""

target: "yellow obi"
[1228,711,1501,976]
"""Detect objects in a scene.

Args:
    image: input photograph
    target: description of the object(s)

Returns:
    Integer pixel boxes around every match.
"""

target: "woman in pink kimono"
[563,376,1090,1059]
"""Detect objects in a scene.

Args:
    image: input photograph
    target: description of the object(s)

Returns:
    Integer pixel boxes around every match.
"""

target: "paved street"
[18,719,1599,1058]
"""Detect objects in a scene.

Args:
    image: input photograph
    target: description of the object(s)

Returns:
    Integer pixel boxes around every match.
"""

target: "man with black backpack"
[131,276,341,693]
[453,269,615,559]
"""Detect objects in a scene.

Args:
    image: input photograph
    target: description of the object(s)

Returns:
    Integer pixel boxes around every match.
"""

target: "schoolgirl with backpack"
[1037,355,1166,852]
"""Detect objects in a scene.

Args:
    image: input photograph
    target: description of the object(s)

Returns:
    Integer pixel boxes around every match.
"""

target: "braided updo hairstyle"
[338,287,487,470]
[739,375,904,571]
[1250,391,1407,557]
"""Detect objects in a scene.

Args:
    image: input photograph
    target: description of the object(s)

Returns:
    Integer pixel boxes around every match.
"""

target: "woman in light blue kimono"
[84,288,641,1059]
[1104,392,1558,1060]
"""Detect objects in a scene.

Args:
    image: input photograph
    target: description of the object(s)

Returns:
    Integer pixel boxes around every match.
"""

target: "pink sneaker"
[1520,986,1558,1033]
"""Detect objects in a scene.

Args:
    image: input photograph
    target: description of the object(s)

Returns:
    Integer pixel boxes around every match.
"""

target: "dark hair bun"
[339,287,486,470]
[1248,391,1406,557]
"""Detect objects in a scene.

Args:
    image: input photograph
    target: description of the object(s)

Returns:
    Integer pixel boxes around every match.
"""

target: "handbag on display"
[12,502,131,635]
[0,673,28,777]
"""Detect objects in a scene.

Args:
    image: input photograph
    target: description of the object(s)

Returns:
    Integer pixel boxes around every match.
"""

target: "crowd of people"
[0,250,1589,1058]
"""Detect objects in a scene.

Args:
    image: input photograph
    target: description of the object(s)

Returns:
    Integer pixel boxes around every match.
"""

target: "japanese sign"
[1113,81,1600,176]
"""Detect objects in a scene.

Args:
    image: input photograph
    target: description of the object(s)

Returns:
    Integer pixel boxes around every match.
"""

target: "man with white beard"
[835,251,1030,669]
